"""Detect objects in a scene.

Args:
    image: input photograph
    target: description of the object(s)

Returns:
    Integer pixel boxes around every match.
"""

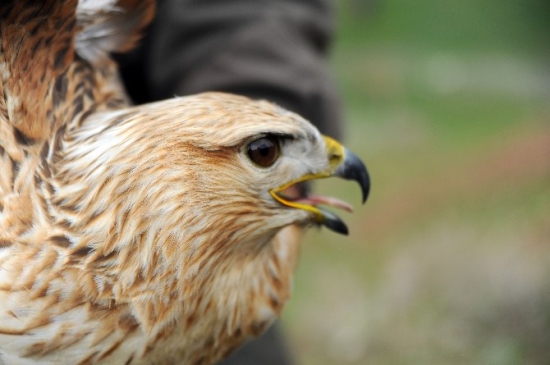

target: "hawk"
[0,1,369,364]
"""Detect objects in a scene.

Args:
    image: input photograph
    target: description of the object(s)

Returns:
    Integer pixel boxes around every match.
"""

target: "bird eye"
[247,136,280,168]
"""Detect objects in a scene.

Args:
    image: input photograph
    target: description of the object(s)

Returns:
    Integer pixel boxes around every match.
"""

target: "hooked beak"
[270,136,370,235]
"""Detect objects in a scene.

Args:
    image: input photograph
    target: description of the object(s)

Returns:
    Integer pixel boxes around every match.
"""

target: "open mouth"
[269,137,370,235]
[275,181,354,213]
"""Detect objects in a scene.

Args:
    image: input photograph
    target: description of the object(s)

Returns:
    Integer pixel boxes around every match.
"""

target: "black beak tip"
[361,170,370,204]
[339,148,370,205]
[320,208,349,235]
[325,219,349,235]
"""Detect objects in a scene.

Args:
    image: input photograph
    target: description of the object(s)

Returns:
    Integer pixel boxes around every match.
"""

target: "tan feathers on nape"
[75,0,155,64]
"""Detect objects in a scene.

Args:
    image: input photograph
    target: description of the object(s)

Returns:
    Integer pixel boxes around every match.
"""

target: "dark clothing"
[220,323,295,365]
[117,0,342,139]
[116,1,341,363]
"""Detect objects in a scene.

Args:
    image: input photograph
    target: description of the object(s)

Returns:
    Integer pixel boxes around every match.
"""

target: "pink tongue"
[295,194,354,213]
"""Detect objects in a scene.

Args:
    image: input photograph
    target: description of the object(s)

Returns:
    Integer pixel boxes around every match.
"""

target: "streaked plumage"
[0,1,369,364]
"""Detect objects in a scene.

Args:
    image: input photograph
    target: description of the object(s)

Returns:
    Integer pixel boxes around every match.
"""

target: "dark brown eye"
[247,136,280,168]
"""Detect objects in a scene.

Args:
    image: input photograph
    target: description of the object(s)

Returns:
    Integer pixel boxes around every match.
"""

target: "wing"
[0,2,156,362]
[0,0,153,236]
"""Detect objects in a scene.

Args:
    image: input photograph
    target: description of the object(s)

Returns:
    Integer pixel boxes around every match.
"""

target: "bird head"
[62,92,369,253]
[117,92,370,238]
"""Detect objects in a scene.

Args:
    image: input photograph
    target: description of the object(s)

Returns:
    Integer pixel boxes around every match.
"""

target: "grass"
[281,0,550,364]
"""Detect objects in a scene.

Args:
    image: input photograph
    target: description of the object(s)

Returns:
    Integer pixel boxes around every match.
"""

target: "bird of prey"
[0,1,369,364]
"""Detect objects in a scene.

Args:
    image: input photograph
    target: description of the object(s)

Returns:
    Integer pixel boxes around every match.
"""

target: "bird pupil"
[259,144,269,156]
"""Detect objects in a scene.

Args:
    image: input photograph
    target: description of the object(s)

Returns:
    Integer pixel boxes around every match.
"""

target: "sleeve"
[116,0,343,139]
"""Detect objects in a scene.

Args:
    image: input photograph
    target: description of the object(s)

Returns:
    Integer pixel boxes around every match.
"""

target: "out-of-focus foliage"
[283,0,550,364]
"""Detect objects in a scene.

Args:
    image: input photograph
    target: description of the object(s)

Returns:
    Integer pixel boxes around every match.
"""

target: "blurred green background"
[282,0,550,364]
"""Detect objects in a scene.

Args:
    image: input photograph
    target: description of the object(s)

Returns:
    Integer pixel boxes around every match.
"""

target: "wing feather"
[75,0,155,64]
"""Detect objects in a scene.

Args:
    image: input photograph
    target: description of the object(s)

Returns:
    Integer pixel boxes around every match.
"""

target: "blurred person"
[116,0,343,363]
